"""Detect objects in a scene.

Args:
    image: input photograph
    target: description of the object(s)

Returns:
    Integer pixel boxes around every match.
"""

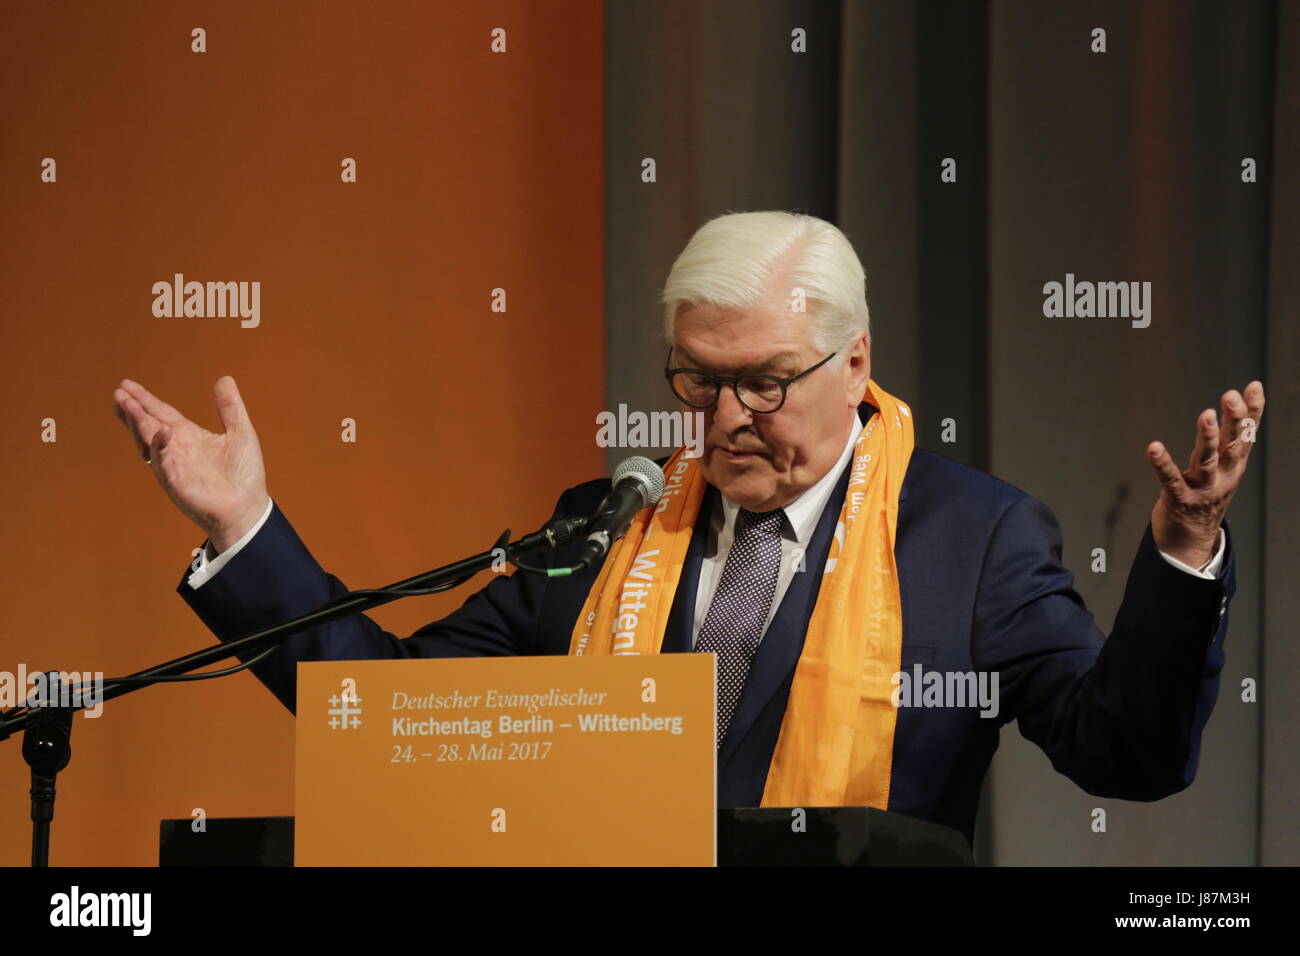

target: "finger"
[1239,380,1265,457]
[1185,408,1219,488]
[1147,441,1188,502]
[118,378,186,427]
[213,375,252,434]
[112,399,149,462]
[1244,380,1265,418]
[114,389,161,460]
[112,389,139,440]
[1218,389,1250,469]
[147,422,172,470]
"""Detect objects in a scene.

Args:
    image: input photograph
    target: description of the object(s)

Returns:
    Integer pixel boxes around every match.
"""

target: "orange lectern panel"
[295,654,716,866]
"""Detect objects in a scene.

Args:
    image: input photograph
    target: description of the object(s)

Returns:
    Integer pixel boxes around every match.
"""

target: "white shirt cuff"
[1157,526,1226,580]
[186,498,275,590]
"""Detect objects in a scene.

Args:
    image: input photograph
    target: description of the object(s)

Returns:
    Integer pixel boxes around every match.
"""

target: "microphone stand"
[0,516,584,866]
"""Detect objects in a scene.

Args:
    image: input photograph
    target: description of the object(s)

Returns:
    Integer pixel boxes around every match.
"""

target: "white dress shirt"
[187,418,1228,617]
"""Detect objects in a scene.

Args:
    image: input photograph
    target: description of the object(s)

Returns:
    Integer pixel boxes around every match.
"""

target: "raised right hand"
[112,375,270,554]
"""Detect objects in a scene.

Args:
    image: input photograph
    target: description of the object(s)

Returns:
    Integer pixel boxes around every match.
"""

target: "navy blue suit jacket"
[178,403,1236,846]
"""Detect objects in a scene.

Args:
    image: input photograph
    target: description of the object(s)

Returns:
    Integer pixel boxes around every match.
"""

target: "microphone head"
[612,456,666,507]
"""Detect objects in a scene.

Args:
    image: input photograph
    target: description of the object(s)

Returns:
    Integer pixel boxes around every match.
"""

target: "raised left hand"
[1147,381,1265,569]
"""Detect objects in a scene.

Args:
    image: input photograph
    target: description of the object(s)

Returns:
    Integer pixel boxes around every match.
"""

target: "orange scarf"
[569,380,914,807]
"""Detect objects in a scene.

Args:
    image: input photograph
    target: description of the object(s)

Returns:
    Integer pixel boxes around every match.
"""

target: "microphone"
[572,457,666,571]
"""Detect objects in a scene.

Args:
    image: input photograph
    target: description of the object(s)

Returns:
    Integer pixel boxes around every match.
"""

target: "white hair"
[659,210,871,357]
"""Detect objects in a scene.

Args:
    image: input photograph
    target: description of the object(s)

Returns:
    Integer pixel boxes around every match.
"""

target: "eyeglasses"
[663,348,839,414]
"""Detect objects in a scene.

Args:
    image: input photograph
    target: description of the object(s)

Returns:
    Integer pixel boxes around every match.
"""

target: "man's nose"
[713,383,754,432]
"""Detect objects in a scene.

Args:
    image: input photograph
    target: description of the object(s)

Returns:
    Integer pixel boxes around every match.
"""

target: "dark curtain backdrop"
[604,0,1295,866]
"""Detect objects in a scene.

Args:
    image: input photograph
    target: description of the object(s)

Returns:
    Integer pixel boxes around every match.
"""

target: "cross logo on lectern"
[327,690,363,730]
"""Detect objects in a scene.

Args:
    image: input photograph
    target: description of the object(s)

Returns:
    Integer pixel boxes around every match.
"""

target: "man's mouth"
[717,446,763,462]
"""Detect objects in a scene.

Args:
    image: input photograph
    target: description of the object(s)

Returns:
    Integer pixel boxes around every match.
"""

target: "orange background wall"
[0,1,604,865]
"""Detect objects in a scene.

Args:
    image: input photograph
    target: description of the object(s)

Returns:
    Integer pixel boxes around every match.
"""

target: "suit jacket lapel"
[660,484,715,654]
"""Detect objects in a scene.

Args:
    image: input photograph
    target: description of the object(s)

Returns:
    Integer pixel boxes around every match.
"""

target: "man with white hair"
[112,211,1264,846]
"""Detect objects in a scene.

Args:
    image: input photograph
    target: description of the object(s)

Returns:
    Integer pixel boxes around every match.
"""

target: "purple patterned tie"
[695,507,786,747]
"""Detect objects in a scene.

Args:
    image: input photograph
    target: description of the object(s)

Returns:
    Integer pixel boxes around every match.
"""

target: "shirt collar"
[714,409,865,545]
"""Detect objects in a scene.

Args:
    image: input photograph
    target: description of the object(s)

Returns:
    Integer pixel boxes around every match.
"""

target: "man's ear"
[845,333,871,405]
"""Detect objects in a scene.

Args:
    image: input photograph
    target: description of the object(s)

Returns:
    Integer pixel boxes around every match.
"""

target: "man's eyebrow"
[675,348,801,374]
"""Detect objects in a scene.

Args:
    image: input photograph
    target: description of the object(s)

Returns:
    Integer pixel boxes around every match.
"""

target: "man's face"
[671,303,870,511]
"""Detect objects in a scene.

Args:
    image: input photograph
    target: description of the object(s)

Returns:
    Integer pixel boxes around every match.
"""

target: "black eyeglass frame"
[663,348,840,414]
